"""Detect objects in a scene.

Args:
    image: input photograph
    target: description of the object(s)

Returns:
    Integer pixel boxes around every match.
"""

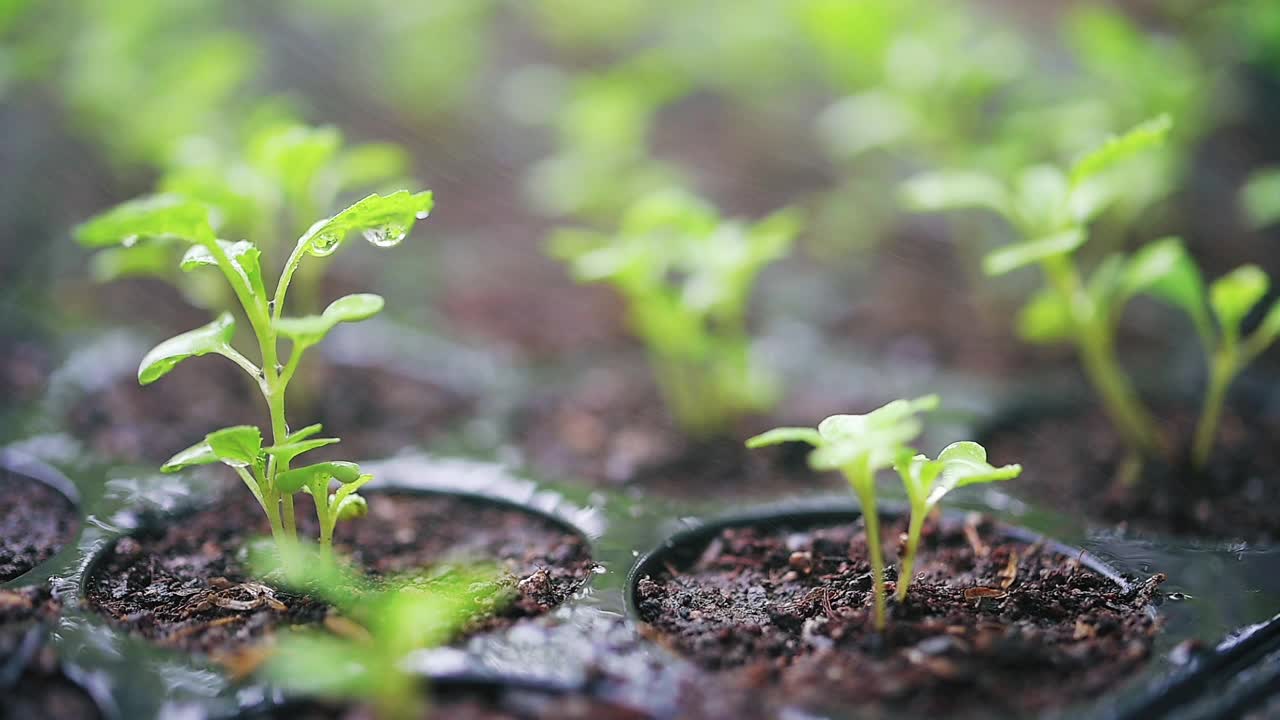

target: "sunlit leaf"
[1210,265,1270,340]
[1069,114,1173,186]
[276,293,385,347]
[90,244,174,282]
[899,171,1008,216]
[295,191,433,258]
[1122,237,1207,321]
[75,194,214,247]
[137,312,236,385]
[745,427,822,448]
[928,441,1022,506]
[161,439,218,473]
[983,228,1085,276]
[263,437,340,467]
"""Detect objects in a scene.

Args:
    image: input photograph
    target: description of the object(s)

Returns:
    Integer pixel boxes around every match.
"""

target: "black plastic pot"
[0,449,82,584]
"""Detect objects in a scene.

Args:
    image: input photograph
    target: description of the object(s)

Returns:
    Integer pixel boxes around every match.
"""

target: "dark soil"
[981,399,1280,542]
[0,587,102,720]
[634,514,1163,719]
[0,472,79,581]
[513,366,832,497]
[67,358,473,464]
[84,490,594,660]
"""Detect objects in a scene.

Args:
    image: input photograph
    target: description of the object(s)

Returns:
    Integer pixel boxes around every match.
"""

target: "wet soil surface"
[981,400,1280,542]
[635,514,1163,719]
[84,490,594,660]
[513,366,834,497]
[67,359,473,465]
[0,587,102,720]
[0,472,79,581]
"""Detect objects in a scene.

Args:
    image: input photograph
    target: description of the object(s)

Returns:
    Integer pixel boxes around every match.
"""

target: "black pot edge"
[223,671,649,720]
[622,499,1135,622]
[0,448,84,587]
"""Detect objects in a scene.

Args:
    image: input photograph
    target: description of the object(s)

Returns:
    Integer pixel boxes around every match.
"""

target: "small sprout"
[893,442,1021,601]
[552,189,801,436]
[903,116,1174,457]
[76,185,432,559]
[252,544,510,720]
[1123,238,1280,468]
[747,395,939,630]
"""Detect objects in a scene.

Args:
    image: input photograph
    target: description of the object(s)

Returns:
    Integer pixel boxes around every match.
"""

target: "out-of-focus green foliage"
[552,190,801,436]
[253,543,511,720]
[1123,238,1280,467]
[748,395,940,630]
[903,116,1175,456]
[1242,168,1280,229]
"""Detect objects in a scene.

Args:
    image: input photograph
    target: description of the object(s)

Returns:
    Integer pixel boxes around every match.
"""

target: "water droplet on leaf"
[308,231,342,257]
[363,223,406,248]
[122,235,139,248]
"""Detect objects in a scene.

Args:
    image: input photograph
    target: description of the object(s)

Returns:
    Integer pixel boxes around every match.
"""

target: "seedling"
[76,189,433,558]
[1122,238,1280,468]
[902,115,1175,456]
[893,442,1020,601]
[747,395,938,630]
[253,544,509,720]
[551,189,801,436]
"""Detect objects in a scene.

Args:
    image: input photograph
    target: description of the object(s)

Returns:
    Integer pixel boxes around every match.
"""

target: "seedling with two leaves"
[748,396,1021,630]
[76,188,433,558]
[551,189,801,437]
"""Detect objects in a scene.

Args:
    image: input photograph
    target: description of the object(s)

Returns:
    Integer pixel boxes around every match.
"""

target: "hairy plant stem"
[1042,255,1159,457]
[895,509,925,603]
[849,471,887,631]
[1193,353,1234,469]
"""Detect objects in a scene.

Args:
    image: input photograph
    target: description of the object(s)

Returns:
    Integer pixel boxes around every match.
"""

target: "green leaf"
[333,493,369,522]
[745,427,822,448]
[1012,165,1069,231]
[1241,168,1280,229]
[90,244,174,282]
[276,461,363,494]
[295,190,433,258]
[264,438,340,466]
[1247,298,1280,356]
[282,424,325,444]
[809,396,939,472]
[162,439,218,472]
[75,194,214,247]
[1123,237,1207,317]
[138,312,236,385]
[926,441,1021,505]
[1069,114,1173,186]
[983,228,1085,277]
[338,143,409,191]
[276,293,385,347]
[180,240,264,293]
[205,426,262,468]
[899,171,1009,216]
[1210,265,1270,341]
[1016,288,1072,344]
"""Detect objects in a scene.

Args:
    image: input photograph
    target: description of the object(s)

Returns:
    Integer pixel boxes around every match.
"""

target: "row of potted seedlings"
[1,115,1279,718]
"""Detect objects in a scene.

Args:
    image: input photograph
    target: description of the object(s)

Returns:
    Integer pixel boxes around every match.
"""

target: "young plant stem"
[1193,354,1234,469]
[850,472,887,631]
[895,509,925,603]
[1042,255,1160,456]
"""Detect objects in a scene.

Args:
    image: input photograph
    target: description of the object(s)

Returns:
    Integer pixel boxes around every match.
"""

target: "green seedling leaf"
[1016,288,1072,344]
[276,293,385,347]
[138,312,236,385]
[206,426,263,468]
[927,441,1022,505]
[263,437,340,466]
[1069,114,1173,186]
[745,427,822,448]
[809,395,939,471]
[899,171,1009,216]
[983,228,1085,276]
[1210,265,1269,341]
[162,439,218,472]
[1012,165,1069,231]
[275,461,363,494]
[333,493,369,522]
[1123,237,1206,313]
[281,424,325,444]
[179,239,257,271]
[90,244,173,282]
[75,194,214,247]
[1241,168,1280,229]
[295,191,433,257]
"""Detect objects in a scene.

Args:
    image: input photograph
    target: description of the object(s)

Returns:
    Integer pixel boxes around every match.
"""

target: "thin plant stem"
[1193,356,1233,469]
[851,477,887,631]
[896,509,925,603]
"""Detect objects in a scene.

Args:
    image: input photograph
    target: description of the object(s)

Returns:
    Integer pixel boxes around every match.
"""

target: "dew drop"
[308,231,342,257]
[122,235,139,248]
[364,223,406,248]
